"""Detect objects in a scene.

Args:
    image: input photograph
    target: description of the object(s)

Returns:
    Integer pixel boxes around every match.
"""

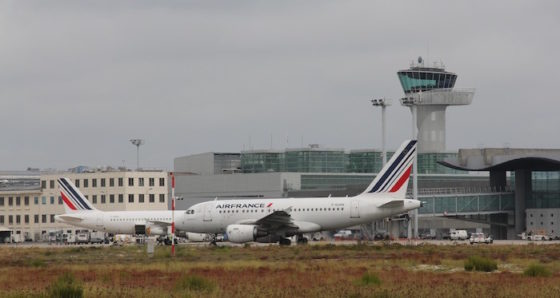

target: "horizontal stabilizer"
[378,200,404,208]
[57,215,84,222]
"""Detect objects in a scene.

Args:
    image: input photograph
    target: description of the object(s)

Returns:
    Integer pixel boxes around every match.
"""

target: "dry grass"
[1,244,560,297]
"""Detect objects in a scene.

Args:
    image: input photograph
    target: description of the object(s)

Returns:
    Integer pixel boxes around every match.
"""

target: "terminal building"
[0,169,168,242]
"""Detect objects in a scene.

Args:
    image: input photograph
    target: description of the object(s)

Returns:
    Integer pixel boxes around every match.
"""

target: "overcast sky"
[1,1,559,171]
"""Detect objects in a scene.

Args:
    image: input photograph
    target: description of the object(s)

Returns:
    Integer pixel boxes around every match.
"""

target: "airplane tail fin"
[58,177,97,213]
[359,139,417,199]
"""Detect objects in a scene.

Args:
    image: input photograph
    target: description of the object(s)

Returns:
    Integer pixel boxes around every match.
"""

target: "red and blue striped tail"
[58,177,96,212]
[362,140,417,195]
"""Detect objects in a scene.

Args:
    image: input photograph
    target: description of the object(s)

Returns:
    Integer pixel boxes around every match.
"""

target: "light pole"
[400,95,421,239]
[170,172,175,257]
[371,98,392,166]
[371,98,392,238]
[129,139,145,170]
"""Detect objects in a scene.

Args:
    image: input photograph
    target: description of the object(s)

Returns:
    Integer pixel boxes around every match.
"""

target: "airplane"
[54,178,176,238]
[176,139,422,245]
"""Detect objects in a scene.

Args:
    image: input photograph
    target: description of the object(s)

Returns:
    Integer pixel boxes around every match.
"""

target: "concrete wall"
[526,208,560,237]
[174,153,215,175]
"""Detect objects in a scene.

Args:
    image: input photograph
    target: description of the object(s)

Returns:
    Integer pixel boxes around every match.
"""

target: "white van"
[449,230,468,240]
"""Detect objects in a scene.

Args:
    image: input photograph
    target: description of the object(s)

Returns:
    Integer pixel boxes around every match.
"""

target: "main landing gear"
[296,234,308,245]
[209,234,218,246]
[279,237,292,246]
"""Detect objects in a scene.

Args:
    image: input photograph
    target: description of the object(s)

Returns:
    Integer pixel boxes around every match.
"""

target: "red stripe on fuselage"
[389,165,412,193]
[60,191,77,210]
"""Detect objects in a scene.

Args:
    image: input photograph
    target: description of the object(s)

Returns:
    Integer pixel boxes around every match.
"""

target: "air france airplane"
[55,178,175,236]
[177,139,421,245]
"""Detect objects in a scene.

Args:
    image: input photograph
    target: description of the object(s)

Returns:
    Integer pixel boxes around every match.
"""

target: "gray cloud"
[1,1,559,170]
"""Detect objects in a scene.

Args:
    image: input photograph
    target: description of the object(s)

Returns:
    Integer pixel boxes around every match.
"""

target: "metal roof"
[439,148,560,171]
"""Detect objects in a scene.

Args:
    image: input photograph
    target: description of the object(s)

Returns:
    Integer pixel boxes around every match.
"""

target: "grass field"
[1,243,560,297]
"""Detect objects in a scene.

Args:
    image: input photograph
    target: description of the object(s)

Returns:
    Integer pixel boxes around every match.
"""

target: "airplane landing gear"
[296,234,308,245]
[279,237,291,246]
[209,234,218,246]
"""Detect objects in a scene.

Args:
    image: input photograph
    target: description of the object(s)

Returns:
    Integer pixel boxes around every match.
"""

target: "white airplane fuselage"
[56,210,174,235]
[179,196,420,234]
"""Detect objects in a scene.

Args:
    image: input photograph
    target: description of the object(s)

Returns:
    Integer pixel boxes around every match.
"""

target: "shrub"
[27,259,46,268]
[175,275,216,292]
[464,256,497,272]
[46,272,83,298]
[357,272,381,286]
[524,263,551,277]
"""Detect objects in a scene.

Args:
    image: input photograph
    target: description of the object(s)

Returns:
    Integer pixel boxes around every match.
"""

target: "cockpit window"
[186,209,195,215]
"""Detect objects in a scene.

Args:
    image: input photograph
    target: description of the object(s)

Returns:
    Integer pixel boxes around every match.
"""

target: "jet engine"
[145,224,166,236]
[226,224,268,243]
[135,224,166,236]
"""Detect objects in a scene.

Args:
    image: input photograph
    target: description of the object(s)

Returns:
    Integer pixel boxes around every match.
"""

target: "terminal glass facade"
[347,151,393,173]
[528,171,560,208]
[284,150,346,173]
[240,152,283,173]
[417,153,463,174]
[241,149,460,175]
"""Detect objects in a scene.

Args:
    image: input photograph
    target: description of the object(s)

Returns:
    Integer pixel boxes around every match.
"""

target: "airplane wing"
[237,208,298,232]
[378,200,405,208]
[147,220,171,227]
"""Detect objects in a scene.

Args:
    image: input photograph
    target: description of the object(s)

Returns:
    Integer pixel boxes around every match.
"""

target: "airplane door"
[203,203,213,222]
[350,199,360,218]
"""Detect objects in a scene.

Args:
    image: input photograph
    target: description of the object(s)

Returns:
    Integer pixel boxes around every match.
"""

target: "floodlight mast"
[371,98,392,166]
[400,96,420,239]
[129,139,145,170]
[171,172,175,257]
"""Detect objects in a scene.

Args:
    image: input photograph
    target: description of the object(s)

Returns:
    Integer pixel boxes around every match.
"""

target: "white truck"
[64,233,76,244]
[333,230,353,240]
[75,230,90,244]
[89,231,106,244]
[11,233,24,243]
[469,232,493,244]
[449,230,468,241]
[519,231,551,241]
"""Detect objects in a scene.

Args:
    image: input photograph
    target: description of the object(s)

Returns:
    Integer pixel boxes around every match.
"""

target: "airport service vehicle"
[528,231,551,241]
[469,232,493,244]
[177,140,422,246]
[518,231,552,241]
[64,233,76,244]
[333,230,353,240]
[89,231,106,244]
[11,233,24,243]
[75,230,90,244]
[55,178,177,237]
[419,233,436,240]
[449,230,468,241]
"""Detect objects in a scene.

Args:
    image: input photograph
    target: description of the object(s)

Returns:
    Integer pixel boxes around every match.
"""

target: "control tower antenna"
[398,58,475,153]
[129,139,145,170]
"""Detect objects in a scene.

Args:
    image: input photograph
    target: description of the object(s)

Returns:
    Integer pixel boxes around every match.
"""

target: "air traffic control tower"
[398,58,475,153]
